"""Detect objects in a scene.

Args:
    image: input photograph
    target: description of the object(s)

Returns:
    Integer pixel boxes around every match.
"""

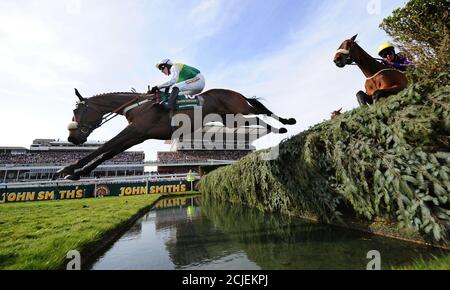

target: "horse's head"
[67,89,103,145]
[334,34,358,68]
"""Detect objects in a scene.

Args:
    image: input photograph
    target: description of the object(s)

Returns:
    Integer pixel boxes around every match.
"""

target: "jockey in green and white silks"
[150,59,205,115]
[157,60,205,95]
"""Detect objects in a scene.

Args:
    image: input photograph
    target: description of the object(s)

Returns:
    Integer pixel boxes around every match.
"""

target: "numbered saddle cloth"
[159,91,202,111]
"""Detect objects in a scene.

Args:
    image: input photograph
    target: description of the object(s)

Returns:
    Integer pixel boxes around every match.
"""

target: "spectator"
[0,151,145,165]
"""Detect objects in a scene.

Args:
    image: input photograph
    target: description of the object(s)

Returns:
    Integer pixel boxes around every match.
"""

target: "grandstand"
[1,124,267,184]
[153,124,268,174]
[0,139,145,183]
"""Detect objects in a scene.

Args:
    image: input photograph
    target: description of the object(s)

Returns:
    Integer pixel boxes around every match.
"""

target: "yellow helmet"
[378,43,395,56]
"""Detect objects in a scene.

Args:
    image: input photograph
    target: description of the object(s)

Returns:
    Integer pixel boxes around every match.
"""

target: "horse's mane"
[91,92,140,98]
[353,42,387,70]
[87,92,145,109]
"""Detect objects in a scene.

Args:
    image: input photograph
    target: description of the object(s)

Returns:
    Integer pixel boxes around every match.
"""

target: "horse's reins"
[335,47,404,78]
[96,93,160,128]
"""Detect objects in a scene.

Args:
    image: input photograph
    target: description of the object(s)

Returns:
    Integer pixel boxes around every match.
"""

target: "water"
[89,196,446,270]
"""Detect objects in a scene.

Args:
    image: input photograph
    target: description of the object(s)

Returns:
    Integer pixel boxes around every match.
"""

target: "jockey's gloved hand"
[150,86,159,94]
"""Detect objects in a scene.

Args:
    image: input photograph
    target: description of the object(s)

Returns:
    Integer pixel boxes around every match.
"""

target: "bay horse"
[333,34,408,105]
[58,88,296,180]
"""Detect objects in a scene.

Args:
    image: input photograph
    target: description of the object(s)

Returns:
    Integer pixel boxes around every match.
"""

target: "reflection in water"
[90,196,446,270]
[120,223,142,241]
[200,199,444,270]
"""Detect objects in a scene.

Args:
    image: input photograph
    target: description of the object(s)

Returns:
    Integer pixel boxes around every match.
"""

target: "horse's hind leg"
[245,98,296,125]
[223,115,287,134]
[215,93,296,126]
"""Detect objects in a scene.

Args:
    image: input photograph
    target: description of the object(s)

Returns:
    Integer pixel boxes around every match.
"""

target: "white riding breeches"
[173,73,205,95]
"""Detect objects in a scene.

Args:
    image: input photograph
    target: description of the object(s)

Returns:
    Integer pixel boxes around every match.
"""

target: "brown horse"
[58,88,296,180]
[333,34,408,105]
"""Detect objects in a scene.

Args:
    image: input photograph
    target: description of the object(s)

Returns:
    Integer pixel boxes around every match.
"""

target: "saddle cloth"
[158,91,202,111]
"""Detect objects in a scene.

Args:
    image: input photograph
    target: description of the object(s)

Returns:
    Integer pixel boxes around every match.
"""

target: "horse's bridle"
[336,41,385,66]
[335,40,357,66]
[72,101,103,134]
[69,93,160,133]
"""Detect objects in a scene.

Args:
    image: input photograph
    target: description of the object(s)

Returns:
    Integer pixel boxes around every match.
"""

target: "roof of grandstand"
[0,147,28,151]
[32,139,106,145]
[30,138,107,151]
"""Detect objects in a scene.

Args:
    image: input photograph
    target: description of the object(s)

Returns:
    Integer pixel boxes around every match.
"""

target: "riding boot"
[168,87,180,132]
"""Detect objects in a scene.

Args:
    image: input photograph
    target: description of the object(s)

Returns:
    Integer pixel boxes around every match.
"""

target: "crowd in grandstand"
[0,151,145,165]
[157,150,250,163]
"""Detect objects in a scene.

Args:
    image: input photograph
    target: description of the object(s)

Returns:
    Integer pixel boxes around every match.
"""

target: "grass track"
[0,193,197,270]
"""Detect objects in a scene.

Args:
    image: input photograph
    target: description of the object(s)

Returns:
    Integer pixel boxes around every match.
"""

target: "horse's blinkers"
[334,39,356,67]
[68,101,102,144]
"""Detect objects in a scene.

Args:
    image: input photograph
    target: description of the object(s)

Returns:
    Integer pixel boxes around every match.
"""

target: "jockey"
[150,59,205,115]
[378,43,414,72]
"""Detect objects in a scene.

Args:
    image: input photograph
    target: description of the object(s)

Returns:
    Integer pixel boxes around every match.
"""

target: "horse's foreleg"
[64,152,113,181]
[356,91,373,106]
[67,135,147,180]
[58,126,139,178]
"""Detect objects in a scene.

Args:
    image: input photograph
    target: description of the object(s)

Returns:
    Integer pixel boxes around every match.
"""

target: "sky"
[0,0,407,160]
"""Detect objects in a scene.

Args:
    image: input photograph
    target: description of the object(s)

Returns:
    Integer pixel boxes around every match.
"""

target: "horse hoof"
[65,175,80,181]
[279,128,288,134]
[280,118,297,126]
[58,166,75,176]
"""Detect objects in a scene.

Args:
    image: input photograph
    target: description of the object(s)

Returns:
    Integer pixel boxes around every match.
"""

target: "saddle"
[156,91,202,111]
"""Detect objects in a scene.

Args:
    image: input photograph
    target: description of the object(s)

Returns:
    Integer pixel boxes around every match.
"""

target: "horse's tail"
[244,97,272,114]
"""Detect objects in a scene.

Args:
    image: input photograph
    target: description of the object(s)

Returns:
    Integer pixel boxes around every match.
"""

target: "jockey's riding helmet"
[156,58,173,70]
[378,43,395,57]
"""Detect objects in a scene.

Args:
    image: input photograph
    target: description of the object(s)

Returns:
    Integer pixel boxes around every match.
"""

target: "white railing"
[1,173,199,189]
